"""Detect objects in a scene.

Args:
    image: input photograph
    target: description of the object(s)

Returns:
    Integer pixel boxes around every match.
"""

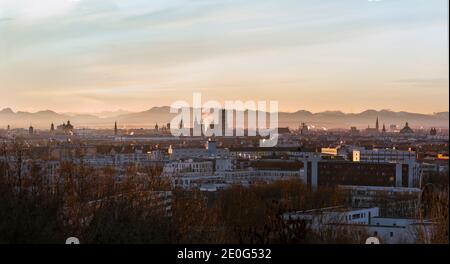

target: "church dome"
[400,122,414,134]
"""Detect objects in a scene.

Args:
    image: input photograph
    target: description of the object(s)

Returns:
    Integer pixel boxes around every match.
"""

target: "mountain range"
[0,107,448,130]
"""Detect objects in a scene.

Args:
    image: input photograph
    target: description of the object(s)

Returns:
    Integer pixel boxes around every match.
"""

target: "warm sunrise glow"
[0,0,448,113]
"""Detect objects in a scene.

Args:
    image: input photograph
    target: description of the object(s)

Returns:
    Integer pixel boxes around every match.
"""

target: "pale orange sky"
[0,0,448,114]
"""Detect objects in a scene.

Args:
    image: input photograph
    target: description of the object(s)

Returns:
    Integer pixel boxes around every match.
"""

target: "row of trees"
[0,154,358,244]
[1,141,448,244]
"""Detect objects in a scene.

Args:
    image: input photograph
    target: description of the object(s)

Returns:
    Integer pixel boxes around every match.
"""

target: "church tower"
[376,116,379,131]
[114,121,118,136]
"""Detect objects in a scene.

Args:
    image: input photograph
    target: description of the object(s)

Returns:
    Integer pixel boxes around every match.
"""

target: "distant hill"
[0,107,448,130]
[277,109,449,129]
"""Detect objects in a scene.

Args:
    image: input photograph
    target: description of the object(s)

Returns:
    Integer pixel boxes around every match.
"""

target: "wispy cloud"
[392,78,449,87]
[0,0,448,113]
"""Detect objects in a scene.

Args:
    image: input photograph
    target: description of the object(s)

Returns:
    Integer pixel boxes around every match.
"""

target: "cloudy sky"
[0,0,448,113]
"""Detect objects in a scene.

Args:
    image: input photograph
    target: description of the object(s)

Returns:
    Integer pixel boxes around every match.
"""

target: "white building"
[338,185,421,216]
[229,147,302,160]
[283,206,435,244]
[214,157,233,172]
[366,217,434,244]
[113,149,151,166]
[168,146,229,160]
[162,158,302,190]
[218,169,301,185]
[283,206,379,226]
[162,159,214,177]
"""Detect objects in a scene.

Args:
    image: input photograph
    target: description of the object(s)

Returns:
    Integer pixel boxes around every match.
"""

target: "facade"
[352,148,416,163]
[321,147,339,156]
[50,145,97,160]
[304,159,421,190]
[283,206,435,244]
[229,147,302,160]
[339,185,421,217]
[320,147,348,159]
[162,159,214,177]
[367,217,434,244]
[283,206,380,226]
[220,169,301,185]
[112,149,153,166]
[214,157,233,172]
[168,146,229,160]
[161,157,303,190]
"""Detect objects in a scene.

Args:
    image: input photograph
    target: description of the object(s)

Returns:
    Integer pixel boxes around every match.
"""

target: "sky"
[0,0,448,114]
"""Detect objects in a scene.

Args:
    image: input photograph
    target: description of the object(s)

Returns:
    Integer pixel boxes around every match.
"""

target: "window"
[374,231,378,236]
[352,213,362,220]
[390,232,394,237]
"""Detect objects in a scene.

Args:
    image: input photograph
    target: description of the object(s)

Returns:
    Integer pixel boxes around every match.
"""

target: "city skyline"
[1,0,448,248]
[1,105,449,116]
[0,0,448,114]
[1,105,448,130]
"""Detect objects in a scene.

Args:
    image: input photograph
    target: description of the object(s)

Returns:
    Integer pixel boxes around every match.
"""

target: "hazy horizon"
[2,100,447,115]
[1,104,448,130]
[0,105,449,116]
[1,0,449,114]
